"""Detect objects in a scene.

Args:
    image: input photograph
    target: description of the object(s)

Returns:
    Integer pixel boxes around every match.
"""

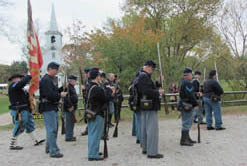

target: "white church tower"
[41,4,65,86]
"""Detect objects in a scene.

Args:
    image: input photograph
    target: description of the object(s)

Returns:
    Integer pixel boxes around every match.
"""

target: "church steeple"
[49,3,58,31]
[42,3,64,84]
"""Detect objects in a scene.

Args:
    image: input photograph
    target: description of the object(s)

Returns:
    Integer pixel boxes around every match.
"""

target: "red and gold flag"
[27,0,43,113]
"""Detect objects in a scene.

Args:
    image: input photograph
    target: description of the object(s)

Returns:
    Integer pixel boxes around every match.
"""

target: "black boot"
[45,145,49,154]
[108,114,114,128]
[188,131,196,144]
[180,131,193,146]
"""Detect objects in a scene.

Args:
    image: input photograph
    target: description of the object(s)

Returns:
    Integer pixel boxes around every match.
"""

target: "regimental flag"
[27,0,43,113]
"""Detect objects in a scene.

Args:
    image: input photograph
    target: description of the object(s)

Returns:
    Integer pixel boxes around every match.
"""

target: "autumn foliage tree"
[89,16,161,89]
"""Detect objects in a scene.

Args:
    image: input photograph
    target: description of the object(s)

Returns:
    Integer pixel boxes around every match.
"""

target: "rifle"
[203,67,206,82]
[215,62,219,81]
[198,68,207,143]
[197,93,202,143]
[79,67,84,117]
[157,42,169,114]
[113,101,119,138]
[61,74,67,135]
[67,82,77,124]
[113,72,121,138]
[103,104,109,158]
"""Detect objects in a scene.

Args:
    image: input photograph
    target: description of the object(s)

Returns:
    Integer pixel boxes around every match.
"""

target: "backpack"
[128,83,138,111]
[128,74,142,111]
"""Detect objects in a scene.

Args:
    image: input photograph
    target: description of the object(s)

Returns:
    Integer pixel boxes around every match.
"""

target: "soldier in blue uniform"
[86,68,112,161]
[106,73,116,127]
[39,62,67,158]
[192,70,206,124]
[81,67,91,136]
[178,67,198,146]
[64,75,78,142]
[203,70,225,130]
[136,60,164,159]
[8,74,45,150]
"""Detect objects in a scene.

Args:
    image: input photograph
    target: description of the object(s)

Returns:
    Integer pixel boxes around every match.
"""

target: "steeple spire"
[49,3,58,31]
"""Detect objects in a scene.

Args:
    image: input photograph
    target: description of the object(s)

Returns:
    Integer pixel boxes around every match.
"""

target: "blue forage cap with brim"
[8,73,24,81]
[68,75,77,80]
[89,68,100,79]
[209,70,217,78]
[47,62,60,70]
[144,60,156,68]
[184,67,192,75]
[84,67,91,73]
[194,70,201,76]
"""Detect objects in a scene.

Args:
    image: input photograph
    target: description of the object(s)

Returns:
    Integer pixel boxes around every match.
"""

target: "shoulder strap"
[86,85,97,107]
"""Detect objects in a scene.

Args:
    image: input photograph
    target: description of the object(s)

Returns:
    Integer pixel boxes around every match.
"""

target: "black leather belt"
[9,104,28,110]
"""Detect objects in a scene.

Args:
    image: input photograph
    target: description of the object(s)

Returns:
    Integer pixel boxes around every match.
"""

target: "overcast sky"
[0,0,124,65]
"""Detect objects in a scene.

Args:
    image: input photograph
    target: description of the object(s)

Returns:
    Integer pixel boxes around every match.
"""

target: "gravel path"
[0,112,12,126]
[0,114,247,166]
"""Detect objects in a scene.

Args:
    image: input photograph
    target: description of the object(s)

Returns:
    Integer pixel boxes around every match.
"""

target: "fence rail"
[77,91,247,110]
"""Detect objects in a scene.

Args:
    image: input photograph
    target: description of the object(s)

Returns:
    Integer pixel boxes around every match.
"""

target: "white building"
[41,4,65,87]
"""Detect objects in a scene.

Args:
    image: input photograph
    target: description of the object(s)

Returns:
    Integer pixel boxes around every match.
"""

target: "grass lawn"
[220,80,233,91]
[0,95,9,115]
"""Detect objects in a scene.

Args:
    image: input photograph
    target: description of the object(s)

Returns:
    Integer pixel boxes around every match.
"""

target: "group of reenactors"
[7,59,225,161]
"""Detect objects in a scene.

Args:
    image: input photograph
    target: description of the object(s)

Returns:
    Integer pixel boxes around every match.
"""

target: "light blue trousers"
[65,111,75,140]
[203,97,223,129]
[88,115,104,159]
[141,111,159,156]
[135,111,142,143]
[181,110,193,131]
[11,110,35,137]
[43,110,60,155]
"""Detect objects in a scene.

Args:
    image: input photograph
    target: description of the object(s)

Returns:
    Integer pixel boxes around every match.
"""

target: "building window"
[52,52,56,59]
[51,36,56,43]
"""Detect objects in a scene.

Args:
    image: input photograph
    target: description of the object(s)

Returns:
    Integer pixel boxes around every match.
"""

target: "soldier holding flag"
[7,0,45,150]
[8,74,45,150]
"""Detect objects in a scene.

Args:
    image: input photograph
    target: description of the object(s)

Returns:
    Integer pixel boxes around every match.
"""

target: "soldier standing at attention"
[192,70,206,124]
[178,67,198,146]
[64,75,78,142]
[203,70,225,130]
[81,67,91,136]
[106,73,116,127]
[136,60,164,159]
[39,62,67,158]
[86,68,112,161]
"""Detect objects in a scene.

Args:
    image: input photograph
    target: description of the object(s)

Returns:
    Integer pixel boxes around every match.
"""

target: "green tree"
[0,64,10,83]
[122,0,223,88]
[8,61,28,75]
[90,16,160,90]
